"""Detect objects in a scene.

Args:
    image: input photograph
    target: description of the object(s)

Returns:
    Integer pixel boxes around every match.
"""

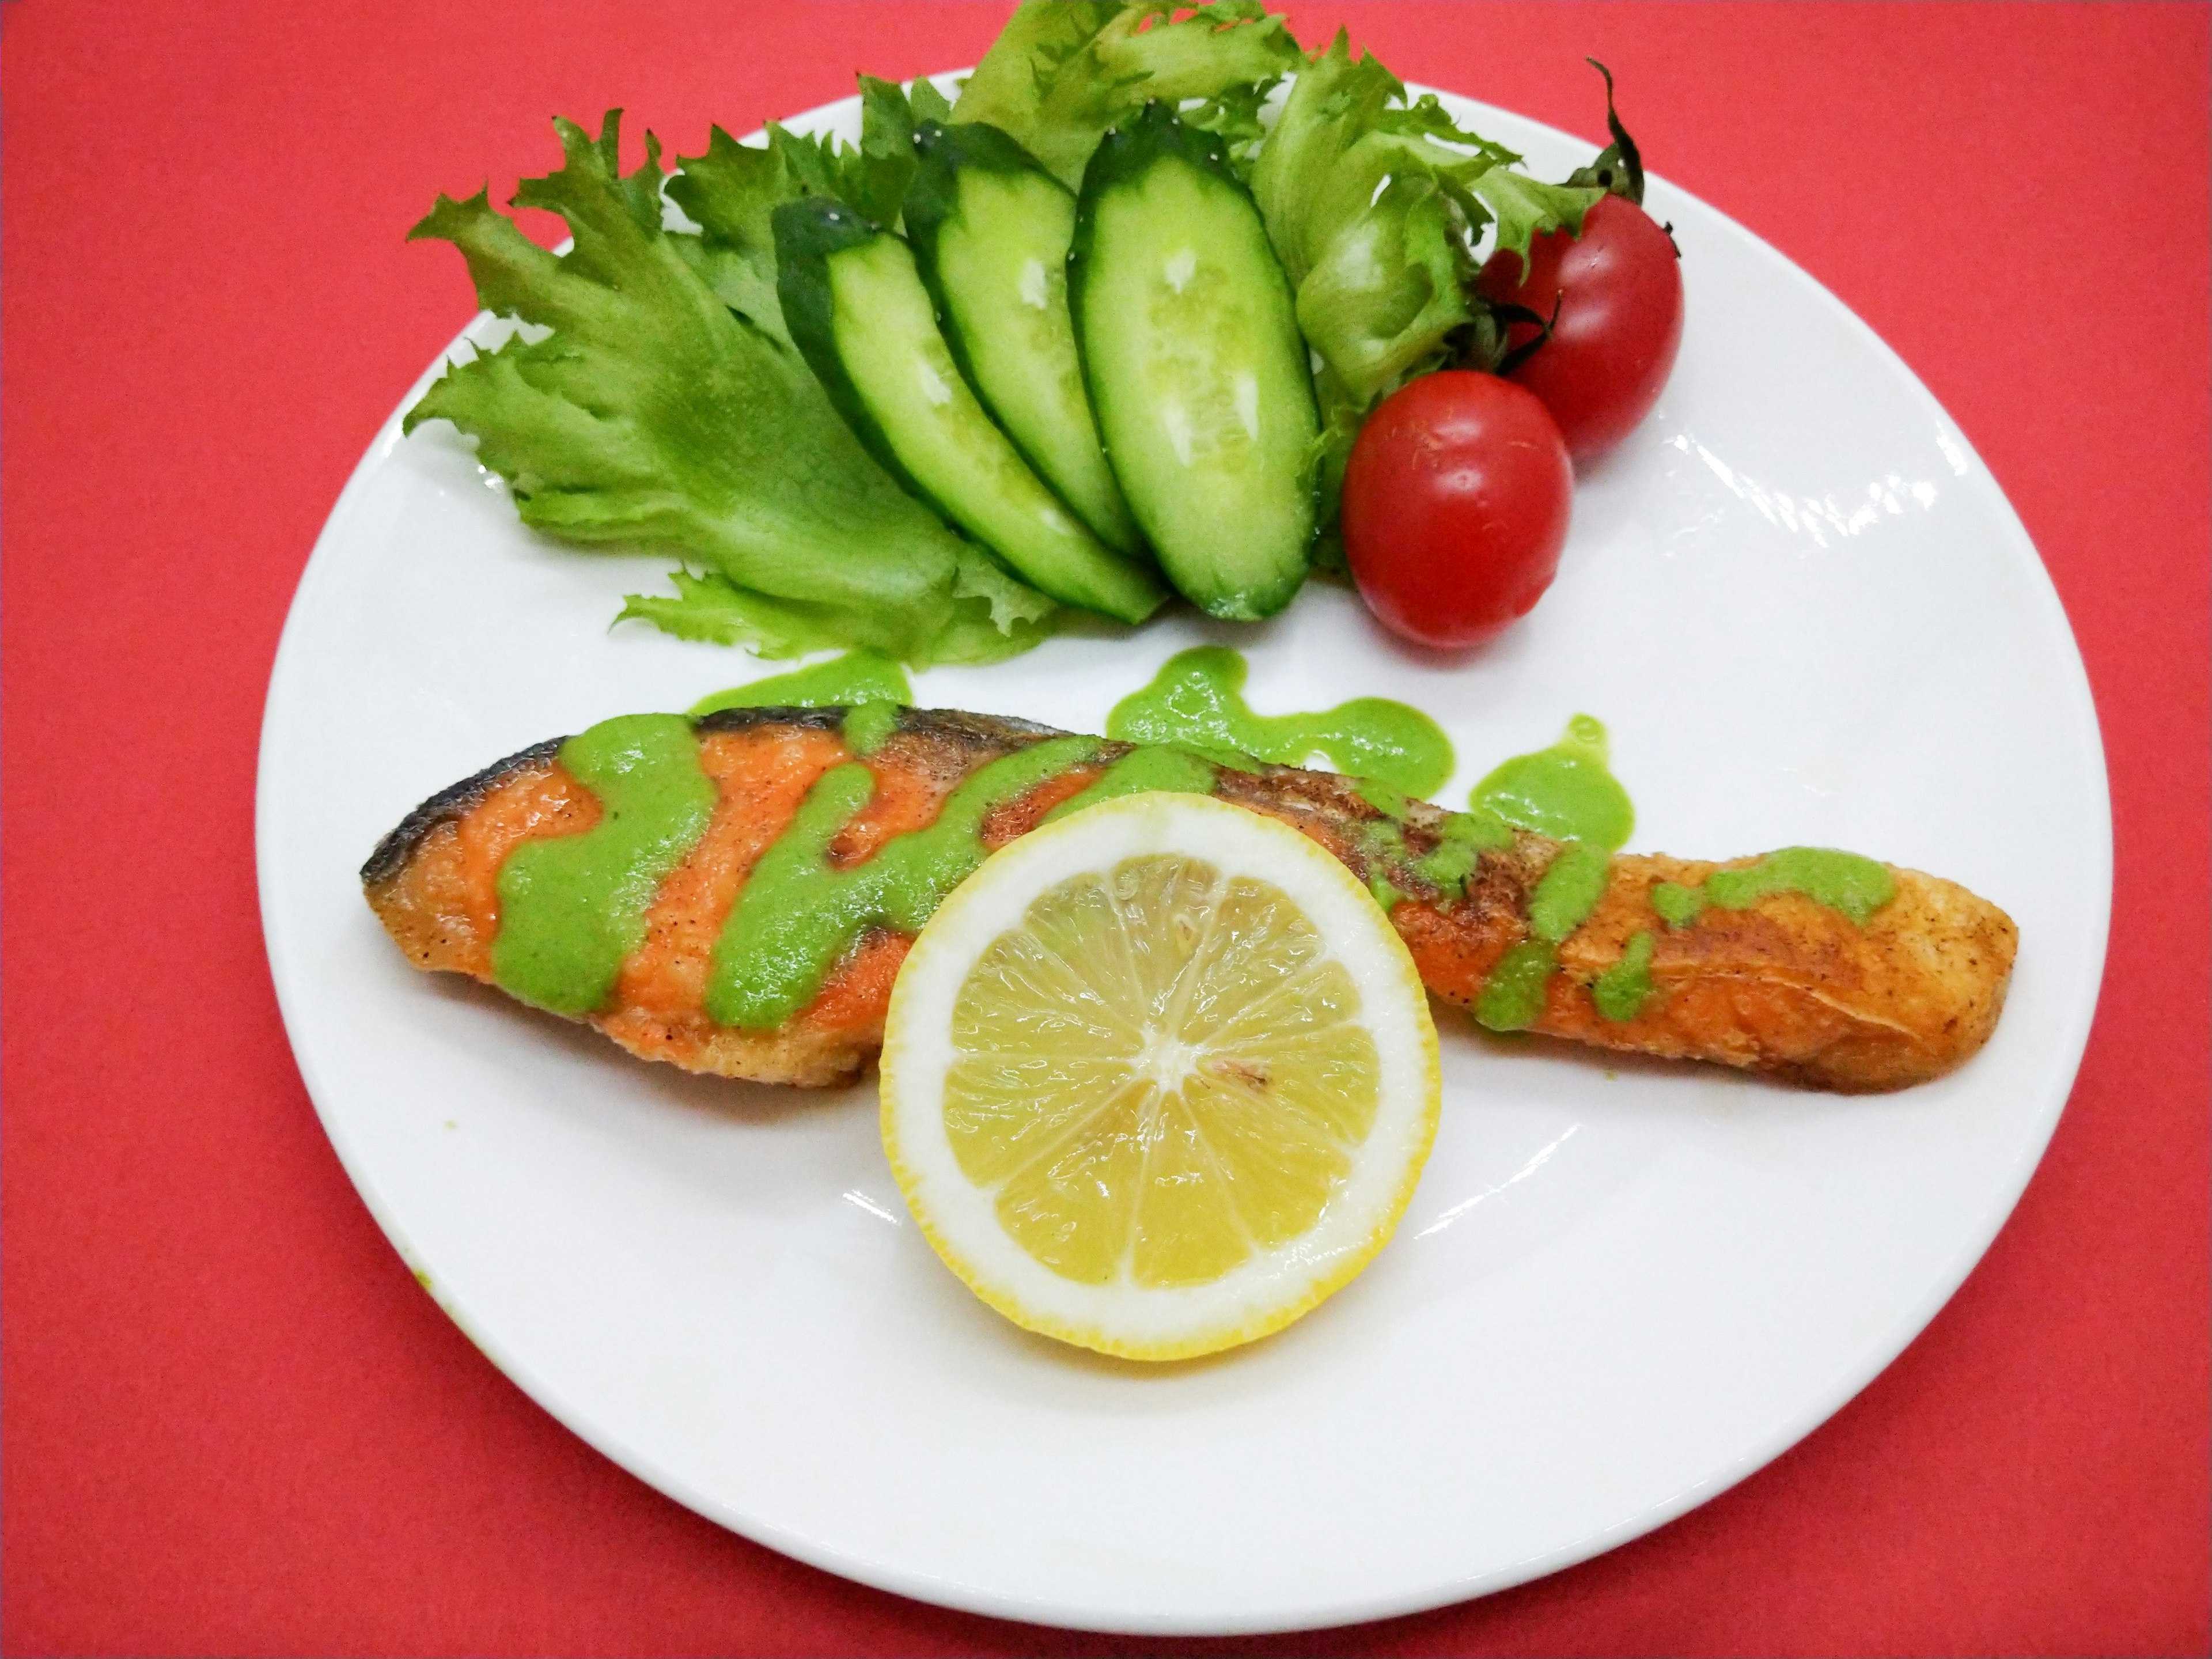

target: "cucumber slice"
[906,122,1147,560]
[1070,104,1320,622]
[774,198,1166,625]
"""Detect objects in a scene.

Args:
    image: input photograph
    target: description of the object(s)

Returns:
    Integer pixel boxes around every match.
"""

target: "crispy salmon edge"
[358,704,1073,889]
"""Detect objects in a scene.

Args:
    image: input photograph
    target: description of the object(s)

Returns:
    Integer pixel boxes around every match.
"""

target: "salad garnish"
[407,112,1055,665]
[403,1,1682,658]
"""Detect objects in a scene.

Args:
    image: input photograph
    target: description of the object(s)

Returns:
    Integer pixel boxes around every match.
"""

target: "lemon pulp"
[948,853,1380,1288]
[881,791,1440,1361]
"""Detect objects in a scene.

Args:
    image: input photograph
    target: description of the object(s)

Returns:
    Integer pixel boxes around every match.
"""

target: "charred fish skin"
[358,705,1069,889]
[361,735,566,889]
[362,706,2017,1093]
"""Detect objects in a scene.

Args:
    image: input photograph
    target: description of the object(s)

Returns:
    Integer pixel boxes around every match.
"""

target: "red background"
[5,3,2207,1653]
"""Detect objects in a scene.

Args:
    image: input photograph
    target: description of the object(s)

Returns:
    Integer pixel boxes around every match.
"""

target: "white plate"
[258,83,2109,1635]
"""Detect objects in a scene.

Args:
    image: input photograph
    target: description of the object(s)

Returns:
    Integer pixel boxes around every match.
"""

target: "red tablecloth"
[5,3,2206,1653]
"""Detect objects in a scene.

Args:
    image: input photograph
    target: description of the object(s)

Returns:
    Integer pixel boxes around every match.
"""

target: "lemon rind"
[880,792,1442,1362]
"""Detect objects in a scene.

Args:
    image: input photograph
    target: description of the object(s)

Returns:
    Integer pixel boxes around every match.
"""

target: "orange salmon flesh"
[363,706,2016,1092]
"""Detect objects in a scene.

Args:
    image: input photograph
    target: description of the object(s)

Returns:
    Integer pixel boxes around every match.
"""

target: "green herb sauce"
[706,736,1099,1030]
[1471,714,1634,849]
[1469,715,1634,1031]
[687,649,913,717]
[1527,842,1613,944]
[841,700,902,756]
[1107,645,1454,798]
[1475,940,1558,1032]
[1414,810,1514,895]
[1351,808,1512,912]
[1353,778,1411,818]
[1651,881,1705,929]
[1043,744,1218,822]
[1592,930,1658,1022]
[1705,847,1896,925]
[490,714,717,1016]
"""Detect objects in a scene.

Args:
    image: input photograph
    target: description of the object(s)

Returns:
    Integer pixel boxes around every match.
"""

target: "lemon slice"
[881,791,1441,1360]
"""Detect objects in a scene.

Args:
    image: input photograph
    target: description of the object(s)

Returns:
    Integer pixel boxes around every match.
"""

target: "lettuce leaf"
[953,0,1300,188]
[661,124,808,346]
[404,111,1056,665]
[1180,77,1278,180]
[1253,30,1599,402]
[665,76,947,341]
[1295,173,1469,405]
[1256,47,1505,269]
[1468,167,1605,276]
[618,556,1053,665]
[617,567,891,657]
[1251,33,1602,524]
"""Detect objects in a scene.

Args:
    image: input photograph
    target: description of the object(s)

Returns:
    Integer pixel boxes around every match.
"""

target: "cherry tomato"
[1340,370,1572,650]
[1478,194,1684,463]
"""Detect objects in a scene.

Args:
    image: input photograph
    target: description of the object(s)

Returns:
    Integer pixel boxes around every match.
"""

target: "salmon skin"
[364,705,2016,1092]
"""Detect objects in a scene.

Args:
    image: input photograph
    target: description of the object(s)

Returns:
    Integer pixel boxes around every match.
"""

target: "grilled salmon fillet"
[363,706,2016,1092]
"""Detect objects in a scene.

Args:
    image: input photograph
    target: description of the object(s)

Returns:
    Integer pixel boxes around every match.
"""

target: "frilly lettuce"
[404,110,1053,665]
[953,1,1300,188]
[407,13,1619,637]
[1249,32,1603,556]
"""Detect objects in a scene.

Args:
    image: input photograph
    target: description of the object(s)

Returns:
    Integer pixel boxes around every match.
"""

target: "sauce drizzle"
[490,714,717,1015]
[688,650,913,717]
[1467,715,1635,1031]
[486,655,1896,1040]
[707,736,1099,1031]
[1107,646,1454,798]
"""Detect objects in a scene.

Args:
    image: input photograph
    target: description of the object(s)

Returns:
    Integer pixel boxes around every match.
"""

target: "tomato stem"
[1564,59,1646,206]
[1493,294,1561,377]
